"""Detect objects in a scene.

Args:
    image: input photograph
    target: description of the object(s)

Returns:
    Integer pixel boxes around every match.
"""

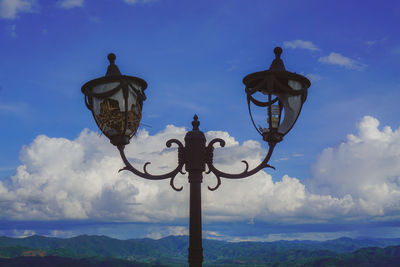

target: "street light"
[82,47,310,267]
[82,53,147,146]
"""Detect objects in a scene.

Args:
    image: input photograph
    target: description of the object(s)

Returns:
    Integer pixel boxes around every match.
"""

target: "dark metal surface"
[117,140,185,192]
[106,53,122,76]
[82,49,310,267]
[185,115,205,266]
[205,139,276,191]
[81,53,147,99]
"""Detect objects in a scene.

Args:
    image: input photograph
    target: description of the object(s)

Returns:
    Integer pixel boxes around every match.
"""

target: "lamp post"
[82,47,310,266]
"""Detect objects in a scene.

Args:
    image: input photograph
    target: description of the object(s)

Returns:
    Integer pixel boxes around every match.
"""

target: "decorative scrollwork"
[205,165,211,175]
[208,173,221,191]
[205,138,277,191]
[207,138,226,150]
[117,133,276,193]
[170,175,183,191]
[117,138,185,192]
[143,162,151,175]
[240,160,250,173]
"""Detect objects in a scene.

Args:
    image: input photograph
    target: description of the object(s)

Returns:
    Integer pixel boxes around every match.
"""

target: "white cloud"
[306,73,322,82]
[275,157,289,162]
[319,52,367,70]
[230,231,355,242]
[146,226,188,239]
[365,40,377,46]
[0,102,29,116]
[123,0,157,4]
[0,103,19,112]
[10,24,16,37]
[1,116,400,224]
[283,40,320,51]
[0,0,35,19]
[12,229,36,238]
[308,116,400,217]
[57,0,84,9]
[0,126,189,221]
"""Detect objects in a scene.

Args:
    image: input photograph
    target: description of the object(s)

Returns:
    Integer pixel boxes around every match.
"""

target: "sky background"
[1,0,400,241]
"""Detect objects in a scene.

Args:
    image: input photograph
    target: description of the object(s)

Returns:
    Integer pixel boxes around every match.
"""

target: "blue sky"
[1,0,400,241]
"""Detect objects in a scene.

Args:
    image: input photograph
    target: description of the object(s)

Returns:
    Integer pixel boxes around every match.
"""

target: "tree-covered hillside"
[1,235,400,266]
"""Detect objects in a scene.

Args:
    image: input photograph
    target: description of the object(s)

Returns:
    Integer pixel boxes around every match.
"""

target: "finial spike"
[192,114,200,130]
[274,47,282,59]
[269,47,285,71]
[107,53,116,64]
[105,53,122,76]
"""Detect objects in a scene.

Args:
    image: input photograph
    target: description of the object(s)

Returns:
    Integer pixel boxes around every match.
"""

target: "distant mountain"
[0,255,157,267]
[1,235,400,266]
[298,245,400,267]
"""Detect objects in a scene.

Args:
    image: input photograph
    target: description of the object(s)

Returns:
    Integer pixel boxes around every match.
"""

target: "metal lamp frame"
[82,56,147,146]
[243,47,310,144]
[82,47,310,267]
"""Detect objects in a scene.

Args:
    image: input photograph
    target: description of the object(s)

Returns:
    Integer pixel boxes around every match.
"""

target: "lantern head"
[243,47,310,144]
[82,53,147,146]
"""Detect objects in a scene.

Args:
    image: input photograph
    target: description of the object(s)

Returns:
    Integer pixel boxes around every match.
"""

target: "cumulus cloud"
[0,126,190,221]
[0,0,35,19]
[1,117,400,224]
[283,40,320,51]
[146,226,188,239]
[57,0,84,9]
[308,116,400,217]
[319,52,367,70]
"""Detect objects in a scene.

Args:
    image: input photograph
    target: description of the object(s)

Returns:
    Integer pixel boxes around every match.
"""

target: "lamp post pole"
[188,174,203,266]
[82,47,310,267]
[185,115,205,266]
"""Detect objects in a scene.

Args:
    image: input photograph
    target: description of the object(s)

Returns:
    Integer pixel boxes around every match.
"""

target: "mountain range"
[1,235,400,266]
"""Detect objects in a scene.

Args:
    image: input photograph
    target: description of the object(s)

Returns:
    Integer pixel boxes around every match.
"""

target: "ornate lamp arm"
[114,115,277,267]
[205,138,276,191]
[117,139,186,191]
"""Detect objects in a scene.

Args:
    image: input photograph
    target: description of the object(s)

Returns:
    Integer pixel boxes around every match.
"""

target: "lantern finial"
[106,53,122,76]
[192,114,200,131]
[107,53,116,64]
[269,47,285,71]
[273,47,282,58]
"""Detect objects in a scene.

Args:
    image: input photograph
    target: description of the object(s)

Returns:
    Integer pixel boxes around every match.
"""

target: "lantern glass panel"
[92,82,120,116]
[277,80,303,134]
[269,104,280,128]
[91,81,143,138]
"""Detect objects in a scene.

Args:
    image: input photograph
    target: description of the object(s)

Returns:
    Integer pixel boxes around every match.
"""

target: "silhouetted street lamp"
[81,47,310,267]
